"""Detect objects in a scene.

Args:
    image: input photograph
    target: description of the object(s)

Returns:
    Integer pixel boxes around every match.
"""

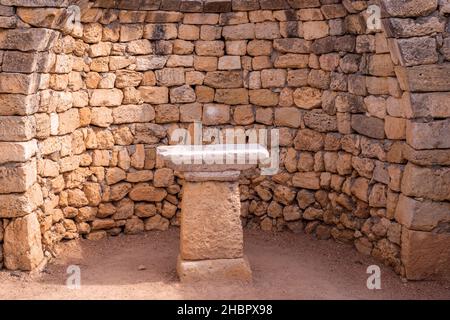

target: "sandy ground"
[0,228,449,300]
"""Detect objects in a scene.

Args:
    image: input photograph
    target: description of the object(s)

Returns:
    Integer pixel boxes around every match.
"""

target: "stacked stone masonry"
[0,0,449,280]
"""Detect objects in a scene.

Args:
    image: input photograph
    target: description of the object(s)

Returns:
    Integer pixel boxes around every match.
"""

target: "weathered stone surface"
[0,184,42,218]
[401,163,450,201]
[395,195,450,232]
[304,110,337,132]
[406,119,450,150]
[403,145,450,166]
[0,28,58,51]
[112,104,155,124]
[203,104,230,125]
[401,228,450,280]
[293,87,321,109]
[0,160,36,194]
[0,140,37,164]
[139,86,169,104]
[383,16,445,38]
[204,71,243,88]
[3,212,44,271]
[181,181,243,260]
[0,73,39,95]
[129,183,167,202]
[405,92,450,118]
[391,37,438,67]
[292,172,321,190]
[0,94,39,116]
[145,214,170,231]
[0,116,36,142]
[90,89,123,107]
[382,0,438,17]
[351,115,385,139]
[395,64,450,92]
[294,129,324,151]
[177,256,252,282]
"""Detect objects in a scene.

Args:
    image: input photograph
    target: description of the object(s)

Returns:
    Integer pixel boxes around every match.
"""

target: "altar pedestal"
[157,144,269,282]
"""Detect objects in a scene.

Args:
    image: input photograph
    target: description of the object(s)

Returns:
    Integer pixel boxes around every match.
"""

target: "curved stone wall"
[0,0,448,280]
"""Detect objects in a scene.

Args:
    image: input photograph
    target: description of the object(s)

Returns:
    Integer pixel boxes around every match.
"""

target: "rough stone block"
[177,255,252,282]
[112,104,155,124]
[139,86,169,104]
[90,89,124,107]
[0,183,42,218]
[406,119,450,150]
[351,115,385,139]
[0,116,36,142]
[401,228,450,280]
[382,0,438,17]
[395,195,450,232]
[3,212,44,271]
[401,163,450,201]
[0,94,39,116]
[405,92,450,118]
[0,28,58,51]
[395,64,450,92]
[0,140,37,165]
[203,103,230,125]
[0,73,39,94]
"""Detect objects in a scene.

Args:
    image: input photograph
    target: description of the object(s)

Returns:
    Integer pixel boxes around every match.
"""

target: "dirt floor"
[0,228,449,300]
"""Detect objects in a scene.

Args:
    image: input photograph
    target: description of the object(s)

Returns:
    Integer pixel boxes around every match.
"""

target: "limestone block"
[170,85,196,103]
[40,90,72,113]
[292,172,321,190]
[0,140,37,164]
[293,87,321,109]
[403,145,450,166]
[4,212,44,271]
[0,183,42,218]
[390,37,438,67]
[143,23,177,40]
[90,88,124,107]
[401,163,450,201]
[351,115,385,139]
[303,21,329,40]
[204,71,243,88]
[58,108,80,135]
[139,86,169,104]
[0,28,58,51]
[203,103,230,125]
[135,55,168,71]
[0,93,39,116]
[0,73,39,94]
[222,23,255,39]
[381,0,438,17]
[0,116,36,142]
[303,110,337,132]
[129,183,167,202]
[274,107,301,128]
[395,195,450,232]
[401,228,450,280]
[178,255,252,282]
[112,104,155,124]
[180,180,243,260]
[214,88,248,105]
[406,119,450,150]
[383,16,445,38]
[395,64,450,92]
[405,92,450,118]
[180,102,202,122]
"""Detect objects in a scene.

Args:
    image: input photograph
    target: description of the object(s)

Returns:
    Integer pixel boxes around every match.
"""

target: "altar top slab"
[157,144,270,172]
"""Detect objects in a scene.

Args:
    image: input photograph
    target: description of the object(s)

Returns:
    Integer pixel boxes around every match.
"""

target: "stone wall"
[0,0,449,280]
